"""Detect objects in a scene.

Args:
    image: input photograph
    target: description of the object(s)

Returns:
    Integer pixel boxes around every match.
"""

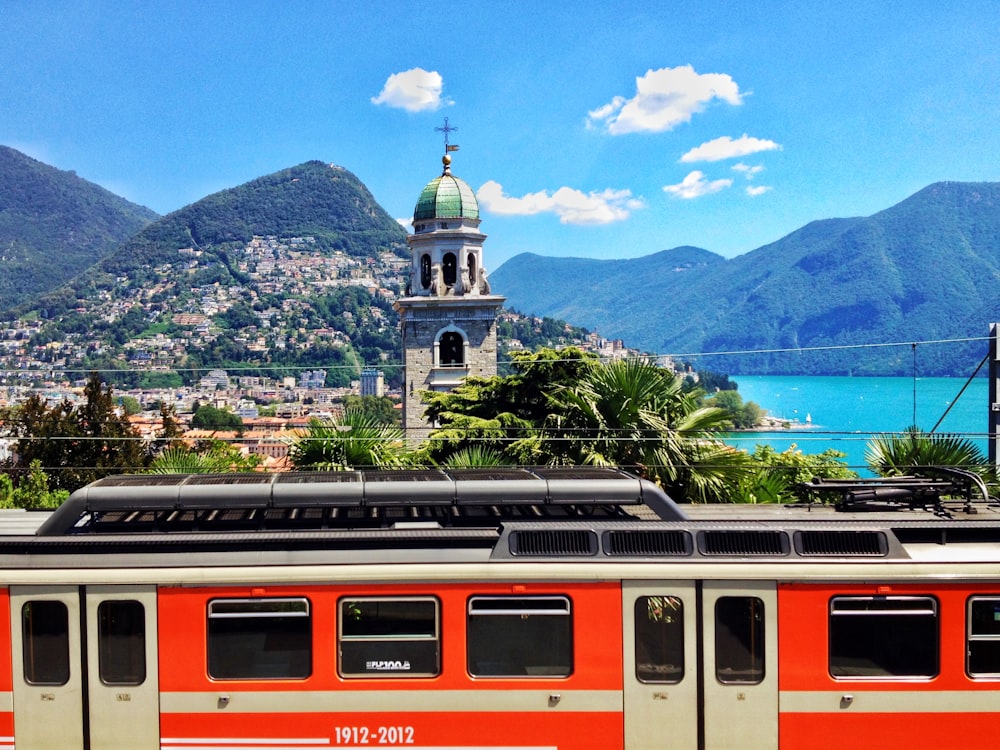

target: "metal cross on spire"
[435,117,460,153]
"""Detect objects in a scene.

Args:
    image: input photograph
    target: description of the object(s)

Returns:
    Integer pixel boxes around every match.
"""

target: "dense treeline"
[3,373,148,494]
[7,359,993,507]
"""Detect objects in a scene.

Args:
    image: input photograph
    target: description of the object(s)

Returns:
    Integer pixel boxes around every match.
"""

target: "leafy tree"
[217,301,258,330]
[422,347,597,463]
[732,445,856,503]
[690,369,737,393]
[1,460,70,508]
[158,403,184,440]
[342,395,400,426]
[496,315,592,373]
[117,395,142,415]
[705,390,765,429]
[10,372,149,491]
[423,349,750,503]
[149,402,185,455]
[190,403,244,431]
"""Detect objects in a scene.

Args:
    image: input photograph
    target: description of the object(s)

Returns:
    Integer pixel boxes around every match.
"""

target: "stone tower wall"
[397,297,504,439]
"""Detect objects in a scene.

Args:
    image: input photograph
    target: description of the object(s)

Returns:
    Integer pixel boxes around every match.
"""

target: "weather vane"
[435,118,460,153]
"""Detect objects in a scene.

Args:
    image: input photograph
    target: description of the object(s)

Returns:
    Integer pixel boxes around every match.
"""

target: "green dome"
[413,172,479,222]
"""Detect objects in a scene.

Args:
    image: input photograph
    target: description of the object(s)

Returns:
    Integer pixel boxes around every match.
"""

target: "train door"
[701,581,777,749]
[623,580,777,750]
[623,581,699,749]
[9,585,159,750]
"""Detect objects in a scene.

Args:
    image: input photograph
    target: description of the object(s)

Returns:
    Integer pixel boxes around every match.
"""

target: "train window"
[967,596,1000,678]
[829,596,938,678]
[635,596,684,683]
[22,600,70,685]
[207,598,311,680]
[338,597,440,677]
[98,600,146,685]
[715,597,765,684]
[467,596,572,677]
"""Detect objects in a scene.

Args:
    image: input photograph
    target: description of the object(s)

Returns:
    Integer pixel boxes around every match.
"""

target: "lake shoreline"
[725,375,988,474]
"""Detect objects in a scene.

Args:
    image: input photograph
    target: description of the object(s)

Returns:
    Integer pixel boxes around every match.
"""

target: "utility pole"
[990,323,1000,468]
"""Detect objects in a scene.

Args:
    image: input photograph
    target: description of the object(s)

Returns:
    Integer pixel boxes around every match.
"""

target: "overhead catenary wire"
[1,332,995,475]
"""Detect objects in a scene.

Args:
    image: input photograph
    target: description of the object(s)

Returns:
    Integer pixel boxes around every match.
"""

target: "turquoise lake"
[725,375,990,474]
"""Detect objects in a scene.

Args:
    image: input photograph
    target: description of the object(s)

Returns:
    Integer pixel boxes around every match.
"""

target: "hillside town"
[0,234,642,469]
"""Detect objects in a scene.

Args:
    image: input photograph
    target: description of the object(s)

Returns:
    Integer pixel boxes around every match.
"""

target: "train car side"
[4,563,1000,749]
[156,581,625,750]
[0,468,999,749]
[778,581,1000,750]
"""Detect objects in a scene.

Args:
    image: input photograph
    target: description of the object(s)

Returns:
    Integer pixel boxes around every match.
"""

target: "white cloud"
[477,180,644,225]
[371,68,452,112]
[662,171,733,199]
[746,185,772,197]
[680,134,781,162]
[587,65,744,135]
[732,162,765,178]
[395,217,413,232]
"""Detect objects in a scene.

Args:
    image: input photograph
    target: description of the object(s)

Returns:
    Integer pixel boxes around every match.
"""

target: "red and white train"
[0,466,998,749]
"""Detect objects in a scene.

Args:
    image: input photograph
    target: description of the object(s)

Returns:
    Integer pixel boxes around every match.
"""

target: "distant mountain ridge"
[492,182,1000,376]
[3,145,996,379]
[0,146,158,311]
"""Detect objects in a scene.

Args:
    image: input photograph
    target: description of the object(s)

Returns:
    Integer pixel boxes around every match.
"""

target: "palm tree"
[543,359,749,502]
[288,408,412,471]
[440,444,511,468]
[148,441,262,474]
[866,425,993,479]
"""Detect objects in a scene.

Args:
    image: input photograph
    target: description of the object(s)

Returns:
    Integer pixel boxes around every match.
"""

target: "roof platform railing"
[800,465,994,513]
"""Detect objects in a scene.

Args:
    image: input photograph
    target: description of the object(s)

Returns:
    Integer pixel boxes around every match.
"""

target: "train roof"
[0,467,998,568]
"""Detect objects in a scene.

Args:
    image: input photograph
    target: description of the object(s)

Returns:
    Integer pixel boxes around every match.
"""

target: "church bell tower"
[393,137,505,438]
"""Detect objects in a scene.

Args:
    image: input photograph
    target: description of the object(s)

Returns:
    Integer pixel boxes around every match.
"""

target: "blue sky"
[2,1,998,269]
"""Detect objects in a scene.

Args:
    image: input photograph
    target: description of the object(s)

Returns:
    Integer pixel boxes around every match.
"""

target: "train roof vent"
[796,530,888,557]
[604,529,692,556]
[699,529,789,556]
[509,529,598,557]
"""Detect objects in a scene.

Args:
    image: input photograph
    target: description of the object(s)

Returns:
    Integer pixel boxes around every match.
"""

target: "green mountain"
[0,146,158,311]
[20,160,410,319]
[492,182,1000,376]
[98,161,408,276]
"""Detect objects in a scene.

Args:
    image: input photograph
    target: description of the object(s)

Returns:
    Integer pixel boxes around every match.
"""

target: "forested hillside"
[98,161,408,275]
[0,146,158,311]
